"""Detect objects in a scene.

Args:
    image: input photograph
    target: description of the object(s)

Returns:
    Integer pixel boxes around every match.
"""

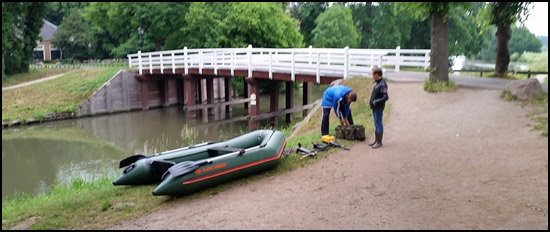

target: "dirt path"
[109,82,548,230]
[2,71,73,91]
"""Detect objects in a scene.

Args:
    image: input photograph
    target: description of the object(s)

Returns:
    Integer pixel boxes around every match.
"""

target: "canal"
[2,83,330,199]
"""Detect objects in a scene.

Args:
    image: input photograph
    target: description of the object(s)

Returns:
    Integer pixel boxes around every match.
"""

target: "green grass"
[1,77,387,230]
[2,67,121,122]
[501,89,548,137]
[423,79,458,93]
[519,52,548,72]
[2,68,73,87]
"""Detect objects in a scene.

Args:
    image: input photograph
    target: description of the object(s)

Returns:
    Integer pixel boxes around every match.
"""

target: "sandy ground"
[109,82,548,230]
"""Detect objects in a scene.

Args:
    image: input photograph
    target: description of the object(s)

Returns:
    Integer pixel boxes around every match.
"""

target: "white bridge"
[128,45,430,83]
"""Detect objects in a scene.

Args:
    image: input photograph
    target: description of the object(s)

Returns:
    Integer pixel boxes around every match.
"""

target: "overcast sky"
[522,2,548,37]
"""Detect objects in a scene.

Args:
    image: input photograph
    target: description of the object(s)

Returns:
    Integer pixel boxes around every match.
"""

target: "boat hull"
[153,131,287,196]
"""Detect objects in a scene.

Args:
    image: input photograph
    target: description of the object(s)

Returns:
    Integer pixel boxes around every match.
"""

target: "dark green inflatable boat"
[113,129,287,196]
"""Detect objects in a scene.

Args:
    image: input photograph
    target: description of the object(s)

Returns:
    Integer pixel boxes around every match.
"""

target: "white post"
[184,47,188,75]
[171,52,175,74]
[424,51,430,70]
[138,51,142,75]
[395,46,401,72]
[308,45,312,65]
[199,50,203,75]
[149,54,152,74]
[269,51,273,79]
[316,52,320,84]
[291,51,295,81]
[378,55,383,68]
[214,51,218,75]
[127,55,132,68]
[160,53,164,74]
[247,44,252,78]
[344,46,349,79]
[328,52,331,66]
[231,50,235,76]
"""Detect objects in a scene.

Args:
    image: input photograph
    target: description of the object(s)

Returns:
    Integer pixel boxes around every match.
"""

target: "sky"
[522,2,548,37]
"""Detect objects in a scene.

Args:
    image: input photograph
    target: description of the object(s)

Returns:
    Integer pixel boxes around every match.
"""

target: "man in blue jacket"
[320,85,357,136]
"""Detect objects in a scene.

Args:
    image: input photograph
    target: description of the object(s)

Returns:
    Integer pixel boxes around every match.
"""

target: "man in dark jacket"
[369,68,388,148]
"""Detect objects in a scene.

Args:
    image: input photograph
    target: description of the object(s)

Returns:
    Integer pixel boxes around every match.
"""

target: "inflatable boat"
[113,129,287,196]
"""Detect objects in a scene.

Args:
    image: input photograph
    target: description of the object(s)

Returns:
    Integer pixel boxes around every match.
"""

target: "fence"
[29,59,128,69]
[127,46,430,83]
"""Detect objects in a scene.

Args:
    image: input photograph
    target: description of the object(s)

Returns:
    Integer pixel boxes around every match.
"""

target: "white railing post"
[395,46,401,72]
[138,51,142,75]
[127,55,132,68]
[160,53,164,74]
[328,52,331,66]
[231,50,235,76]
[424,51,430,70]
[247,44,252,78]
[149,54,152,74]
[344,46,349,79]
[184,46,188,75]
[171,52,175,74]
[316,52,320,84]
[308,45,312,65]
[378,55,383,68]
[199,50,203,75]
[214,51,218,75]
[291,51,295,81]
[269,51,273,79]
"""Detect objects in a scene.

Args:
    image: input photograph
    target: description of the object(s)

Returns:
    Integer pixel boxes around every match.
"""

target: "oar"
[119,141,214,168]
[162,145,261,180]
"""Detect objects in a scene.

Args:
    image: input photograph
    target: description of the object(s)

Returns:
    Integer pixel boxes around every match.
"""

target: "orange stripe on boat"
[182,138,287,185]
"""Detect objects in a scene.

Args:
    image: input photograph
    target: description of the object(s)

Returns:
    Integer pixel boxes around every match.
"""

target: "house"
[33,19,62,61]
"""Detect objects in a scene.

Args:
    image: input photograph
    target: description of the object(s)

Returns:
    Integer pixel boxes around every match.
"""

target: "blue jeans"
[372,109,384,133]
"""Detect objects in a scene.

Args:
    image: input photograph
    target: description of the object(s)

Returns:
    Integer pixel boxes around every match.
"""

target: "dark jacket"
[369,78,389,110]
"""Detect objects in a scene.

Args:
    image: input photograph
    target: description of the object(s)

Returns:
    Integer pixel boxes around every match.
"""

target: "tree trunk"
[155,39,163,51]
[429,10,449,82]
[495,24,511,76]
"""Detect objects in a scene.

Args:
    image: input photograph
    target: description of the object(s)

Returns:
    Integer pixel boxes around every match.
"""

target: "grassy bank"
[2,77,387,230]
[2,67,121,122]
[501,90,548,137]
[2,68,73,87]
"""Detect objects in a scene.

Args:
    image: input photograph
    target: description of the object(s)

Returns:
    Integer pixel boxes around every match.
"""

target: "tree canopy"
[312,5,360,48]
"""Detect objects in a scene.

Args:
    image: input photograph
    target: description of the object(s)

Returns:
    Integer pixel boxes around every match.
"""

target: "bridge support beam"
[285,81,294,123]
[243,81,249,110]
[269,80,280,127]
[161,79,170,107]
[224,77,232,113]
[206,77,214,115]
[302,82,310,117]
[184,75,196,118]
[140,79,149,110]
[246,78,259,131]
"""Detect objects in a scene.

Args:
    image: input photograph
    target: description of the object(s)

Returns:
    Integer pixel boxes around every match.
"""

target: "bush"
[423,79,457,93]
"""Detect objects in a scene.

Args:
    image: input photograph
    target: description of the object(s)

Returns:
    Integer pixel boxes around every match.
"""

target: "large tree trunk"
[429,10,449,82]
[495,24,511,76]
[155,39,163,51]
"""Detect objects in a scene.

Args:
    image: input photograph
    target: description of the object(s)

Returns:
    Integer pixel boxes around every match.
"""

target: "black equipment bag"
[335,125,365,141]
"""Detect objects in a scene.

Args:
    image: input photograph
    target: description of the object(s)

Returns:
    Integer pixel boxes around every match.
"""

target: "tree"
[163,2,222,50]
[312,5,360,48]
[2,2,46,75]
[291,2,328,46]
[52,9,94,61]
[44,2,89,25]
[509,25,542,55]
[220,2,303,48]
[481,2,532,76]
[396,2,470,83]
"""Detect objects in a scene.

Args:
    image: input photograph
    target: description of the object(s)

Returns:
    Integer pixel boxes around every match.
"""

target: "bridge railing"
[127,46,430,83]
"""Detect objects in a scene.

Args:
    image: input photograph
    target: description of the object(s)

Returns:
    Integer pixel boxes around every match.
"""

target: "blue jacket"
[321,85,352,119]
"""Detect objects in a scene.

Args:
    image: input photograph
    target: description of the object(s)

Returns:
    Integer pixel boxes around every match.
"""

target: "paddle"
[118,141,214,168]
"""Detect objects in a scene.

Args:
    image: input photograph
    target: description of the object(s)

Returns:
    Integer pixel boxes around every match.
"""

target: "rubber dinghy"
[113,129,287,196]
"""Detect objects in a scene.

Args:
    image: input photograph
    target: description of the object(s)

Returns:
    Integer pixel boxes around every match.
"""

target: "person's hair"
[348,91,357,102]
[372,68,383,77]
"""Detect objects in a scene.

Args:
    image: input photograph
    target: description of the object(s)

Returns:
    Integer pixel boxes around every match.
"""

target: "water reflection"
[1,83,330,199]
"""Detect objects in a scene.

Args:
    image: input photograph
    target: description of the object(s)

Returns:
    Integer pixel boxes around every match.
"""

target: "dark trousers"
[321,108,354,136]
